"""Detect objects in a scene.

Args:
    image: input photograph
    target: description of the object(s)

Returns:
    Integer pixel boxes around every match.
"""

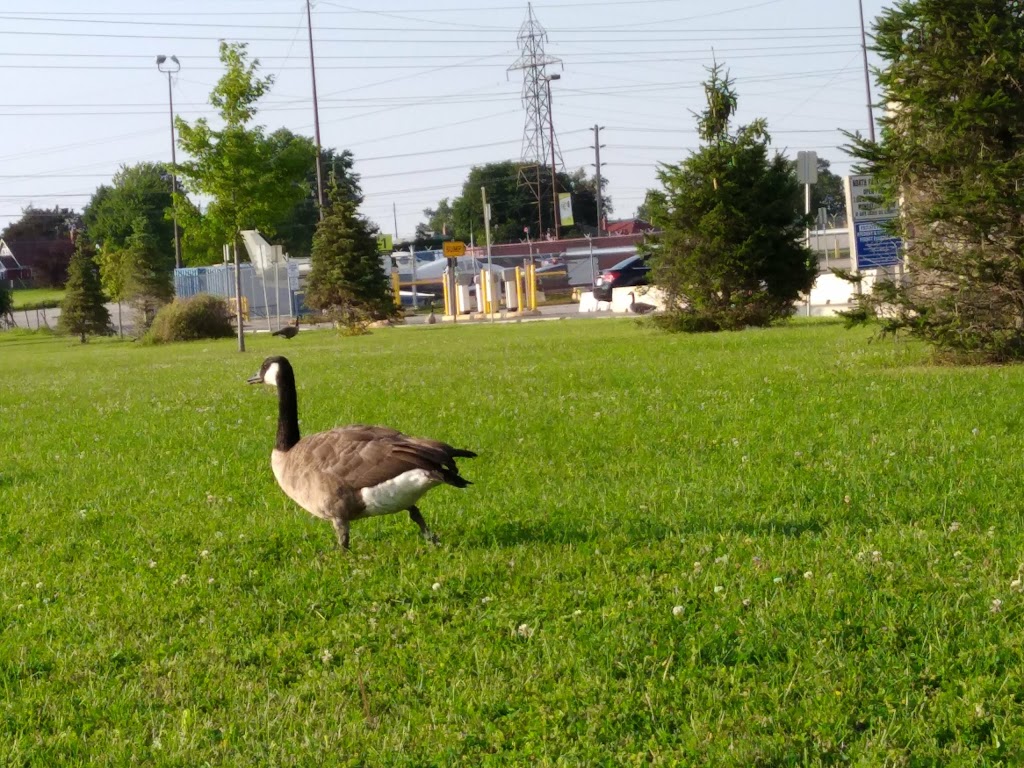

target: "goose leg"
[408,506,439,545]
[331,518,351,550]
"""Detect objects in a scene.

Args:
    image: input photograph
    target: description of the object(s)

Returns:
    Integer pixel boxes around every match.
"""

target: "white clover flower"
[773,576,783,584]
[481,596,493,605]
[207,577,215,584]
[693,561,703,572]
[1011,579,1023,592]
[321,649,333,664]
[804,571,813,579]
[948,521,961,532]
[742,598,752,608]
[432,582,441,591]
[573,609,583,617]
[148,560,157,569]
[516,623,534,638]
[672,605,684,618]
[200,550,210,558]
[843,495,852,505]
[714,585,725,594]
[714,555,728,565]
[991,598,1003,613]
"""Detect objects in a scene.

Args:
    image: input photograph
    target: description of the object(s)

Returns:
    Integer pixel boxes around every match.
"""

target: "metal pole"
[547,78,560,240]
[588,235,596,287]
[593,124,604,236]
[166,71,182,269]
[275,250,281,328]
[858,0,876,142]
[482,186,494,322]
[306,0,325,219]
[805,183,812,317]
[233,238,245,352]
[409,246,418,309]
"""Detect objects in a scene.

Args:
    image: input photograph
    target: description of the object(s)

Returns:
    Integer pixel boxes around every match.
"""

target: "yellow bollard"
[442,274,451,317]
[391,271,401,307]
[513,267,522,311]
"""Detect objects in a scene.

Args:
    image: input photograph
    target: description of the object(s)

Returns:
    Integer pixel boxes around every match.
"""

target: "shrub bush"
[144,294,235,344]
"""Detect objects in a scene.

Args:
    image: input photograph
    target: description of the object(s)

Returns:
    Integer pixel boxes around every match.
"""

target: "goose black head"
[248,355,291,387]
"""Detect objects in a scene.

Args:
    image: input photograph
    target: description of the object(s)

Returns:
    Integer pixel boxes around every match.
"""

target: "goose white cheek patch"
[263,362,280,387]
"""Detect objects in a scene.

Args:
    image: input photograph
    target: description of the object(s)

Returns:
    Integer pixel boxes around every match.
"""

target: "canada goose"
[627,291,656,315]
[247,356,476,549]
[426,302,437,325]
[272,317,300,339]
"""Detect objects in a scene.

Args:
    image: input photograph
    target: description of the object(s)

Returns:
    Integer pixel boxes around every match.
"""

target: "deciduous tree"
[174,42,314,264]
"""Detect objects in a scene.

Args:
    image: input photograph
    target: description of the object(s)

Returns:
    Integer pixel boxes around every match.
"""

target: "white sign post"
[797,151,818,315]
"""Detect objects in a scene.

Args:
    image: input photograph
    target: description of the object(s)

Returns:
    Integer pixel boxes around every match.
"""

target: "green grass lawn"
[2,320,1023,765]
[11,287,65,311]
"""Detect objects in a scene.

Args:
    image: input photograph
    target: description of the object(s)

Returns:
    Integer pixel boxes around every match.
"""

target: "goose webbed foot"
[408,506,440,545]
[331,518,351,550]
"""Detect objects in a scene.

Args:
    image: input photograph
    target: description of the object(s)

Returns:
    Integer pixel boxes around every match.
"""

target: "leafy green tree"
[422,162,609,244]
[416,198,455,239]
[174,42,314,264]
[845,1,1024,363]
[645,63,816,331]
[58,237,111,342]
[789,157,847,226]
[0,205,82,287]
[271,132,362,261]
[306,184,396,332]
[82,163,177,267]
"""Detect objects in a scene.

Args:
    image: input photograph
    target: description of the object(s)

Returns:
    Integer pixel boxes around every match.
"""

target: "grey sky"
[0,0,890,241]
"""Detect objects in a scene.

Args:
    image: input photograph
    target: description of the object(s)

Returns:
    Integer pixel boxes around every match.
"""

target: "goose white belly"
[358,469,441,517]
[271,450,441,519]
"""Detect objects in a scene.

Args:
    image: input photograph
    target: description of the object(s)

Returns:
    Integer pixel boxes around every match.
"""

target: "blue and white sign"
[845,174,902,270]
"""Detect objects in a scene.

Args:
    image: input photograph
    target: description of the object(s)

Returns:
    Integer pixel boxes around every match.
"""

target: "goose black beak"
[247,373,263,385]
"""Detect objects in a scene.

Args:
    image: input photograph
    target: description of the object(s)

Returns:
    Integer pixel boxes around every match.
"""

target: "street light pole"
[156,54,182,270]
[545,73,561,240]
[306,0,325,219]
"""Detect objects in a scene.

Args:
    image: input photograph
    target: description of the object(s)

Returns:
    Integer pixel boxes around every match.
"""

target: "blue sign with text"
[853,220,902,270]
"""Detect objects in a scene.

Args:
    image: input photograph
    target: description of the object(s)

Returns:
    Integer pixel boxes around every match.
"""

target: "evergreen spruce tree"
[845,1,1024,362]
[645,63,816,331]
[0,281,13,329]
[121,217,175,332]
[59,237,111,342]
[306,182,396,332]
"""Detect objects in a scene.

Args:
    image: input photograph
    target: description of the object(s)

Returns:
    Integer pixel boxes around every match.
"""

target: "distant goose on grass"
[627,291,656,315]
[247,356,476,549]
[426,302,437,325]
[272,317,300,339]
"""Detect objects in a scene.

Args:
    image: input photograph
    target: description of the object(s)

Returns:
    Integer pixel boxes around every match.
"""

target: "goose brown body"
[249,356,475,548]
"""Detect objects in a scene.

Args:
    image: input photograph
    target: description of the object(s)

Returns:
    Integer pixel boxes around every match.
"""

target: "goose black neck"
[275,362,301,451]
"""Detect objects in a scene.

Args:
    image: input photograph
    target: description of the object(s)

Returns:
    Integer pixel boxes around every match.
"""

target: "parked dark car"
[593,255,650,301]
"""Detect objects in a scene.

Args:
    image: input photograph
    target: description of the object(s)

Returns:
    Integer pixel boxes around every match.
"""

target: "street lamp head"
[156,54,181,73]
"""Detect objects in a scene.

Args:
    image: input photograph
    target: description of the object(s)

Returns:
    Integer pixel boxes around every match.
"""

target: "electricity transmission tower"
[508,3,563,239]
